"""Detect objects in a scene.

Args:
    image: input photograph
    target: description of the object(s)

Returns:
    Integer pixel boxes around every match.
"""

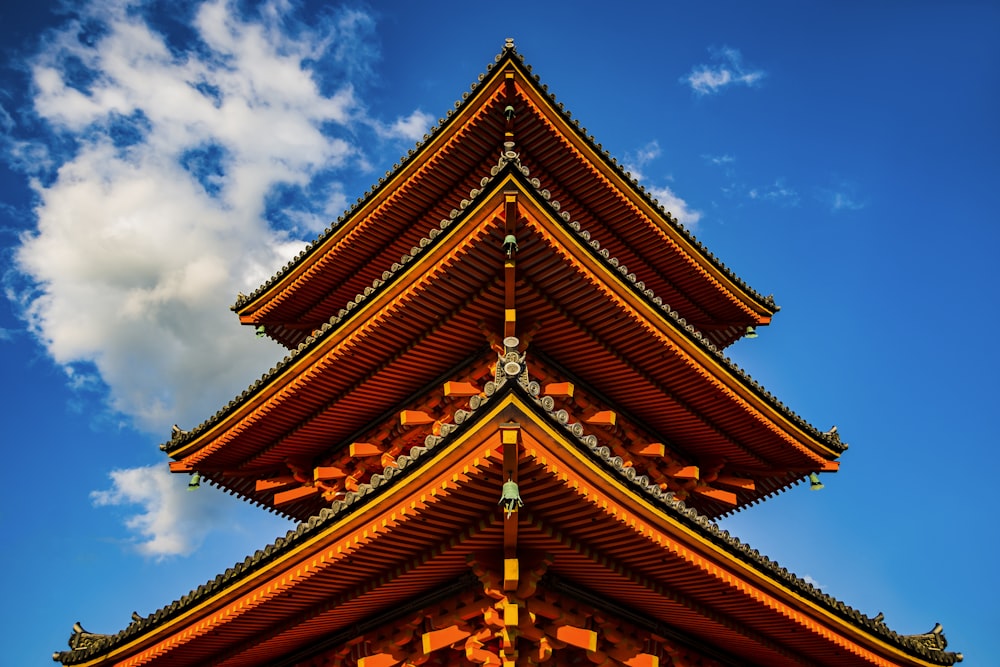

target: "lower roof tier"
[58,385,960,667]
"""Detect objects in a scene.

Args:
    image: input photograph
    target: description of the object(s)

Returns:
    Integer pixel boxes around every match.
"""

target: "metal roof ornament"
[503,234,518,257]
[808,472,824,491]
[65,622,111,652]
[499,477,523,519]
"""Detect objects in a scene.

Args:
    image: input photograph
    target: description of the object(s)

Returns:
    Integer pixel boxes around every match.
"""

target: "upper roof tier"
[166,158,843,518]
[233,42,777,351]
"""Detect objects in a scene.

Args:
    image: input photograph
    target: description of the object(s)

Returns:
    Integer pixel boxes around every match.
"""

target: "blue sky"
[1,1,997,663]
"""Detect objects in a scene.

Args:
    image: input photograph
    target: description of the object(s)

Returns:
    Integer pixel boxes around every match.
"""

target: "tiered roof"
[164,41,842,520]
[58,379,958,666]
[55,41,960,666]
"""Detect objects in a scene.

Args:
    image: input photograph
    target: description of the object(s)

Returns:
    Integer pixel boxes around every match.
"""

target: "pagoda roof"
[233,42,777,352]
[57,380,960,667]
[164,162,843,518]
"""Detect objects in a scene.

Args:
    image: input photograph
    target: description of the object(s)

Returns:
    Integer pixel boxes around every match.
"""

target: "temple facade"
[54,41,961,667]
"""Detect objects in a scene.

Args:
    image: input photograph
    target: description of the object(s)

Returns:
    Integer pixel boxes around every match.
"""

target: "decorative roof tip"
[504,37,515,52]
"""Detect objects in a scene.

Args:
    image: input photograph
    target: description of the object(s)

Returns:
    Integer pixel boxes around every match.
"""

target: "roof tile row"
[64,364,952,665]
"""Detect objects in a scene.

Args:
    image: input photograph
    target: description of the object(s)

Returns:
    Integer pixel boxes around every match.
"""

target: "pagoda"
[55,40,962,667]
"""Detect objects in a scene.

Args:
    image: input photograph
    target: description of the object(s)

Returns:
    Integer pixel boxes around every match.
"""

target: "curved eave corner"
[58,380,959,667]
[499,52,779,326]
[232,41,778,336]
[505,169,844,468]
[231,45,516,328]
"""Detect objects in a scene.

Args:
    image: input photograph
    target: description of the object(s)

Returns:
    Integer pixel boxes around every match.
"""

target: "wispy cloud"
[749,179,800,207]
[91,465,259,558]
[6,0,422,557]
[623,140,663,181]
[821,181,867,212]
[622,141,701,229]
[702,153,735,166]
[372,109,435,142]
[648,184,702,229]
[683,47,765,96]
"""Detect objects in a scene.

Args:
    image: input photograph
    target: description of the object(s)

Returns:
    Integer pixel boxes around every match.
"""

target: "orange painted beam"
[350,442,384,457]
[585,410,617,427]
[357,655,400,667]
[443,381,480,397]
[255,477,296,492]
[692,486,737,506]
[623,654,658,667]
[421,624,471,653]
[314,466,348,481]
[273,485,320,506]
[714,475,756,491]
[665,465,700,480]
[400,410,435,426]
[629,442,665,457]
[544,382,575,398]
[554,625,597,651]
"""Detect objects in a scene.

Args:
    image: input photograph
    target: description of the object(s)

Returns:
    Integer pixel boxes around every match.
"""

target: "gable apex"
[234,44,777,351]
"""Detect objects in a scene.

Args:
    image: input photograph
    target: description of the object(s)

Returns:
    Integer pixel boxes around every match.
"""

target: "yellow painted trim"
[239,55,774,328]
[75,395,525,666]
[85,394,926,666]
[507,185,838,461]
[173,185,513,461]
[510,402,939,667]
[179,172,834,468]
[503,62,775,320]
[237,63,510,321]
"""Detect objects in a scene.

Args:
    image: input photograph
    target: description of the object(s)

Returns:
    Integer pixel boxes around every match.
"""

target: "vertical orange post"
[499,422,520,573]
[503,191,518,340]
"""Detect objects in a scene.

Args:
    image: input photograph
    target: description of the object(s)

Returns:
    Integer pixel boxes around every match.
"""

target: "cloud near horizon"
[683,47,765,95]
[8,0,429,557]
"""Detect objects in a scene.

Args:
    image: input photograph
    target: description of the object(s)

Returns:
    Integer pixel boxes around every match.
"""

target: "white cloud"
[831,192,865,211]
[7,0,424,557]
[12,0,392,433]
[91,465,254,558]
[683,47,765,96]
[0,101,13,133]
[623,140,662,181]
[825,182,867,212]
[748,179,799,207]
[621,141,701,230]
[648,184,702,229]
[372,109,435,142]
[702,153,735,166]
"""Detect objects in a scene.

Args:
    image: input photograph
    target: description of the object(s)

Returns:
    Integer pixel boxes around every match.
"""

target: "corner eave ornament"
[499,477,523,519]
